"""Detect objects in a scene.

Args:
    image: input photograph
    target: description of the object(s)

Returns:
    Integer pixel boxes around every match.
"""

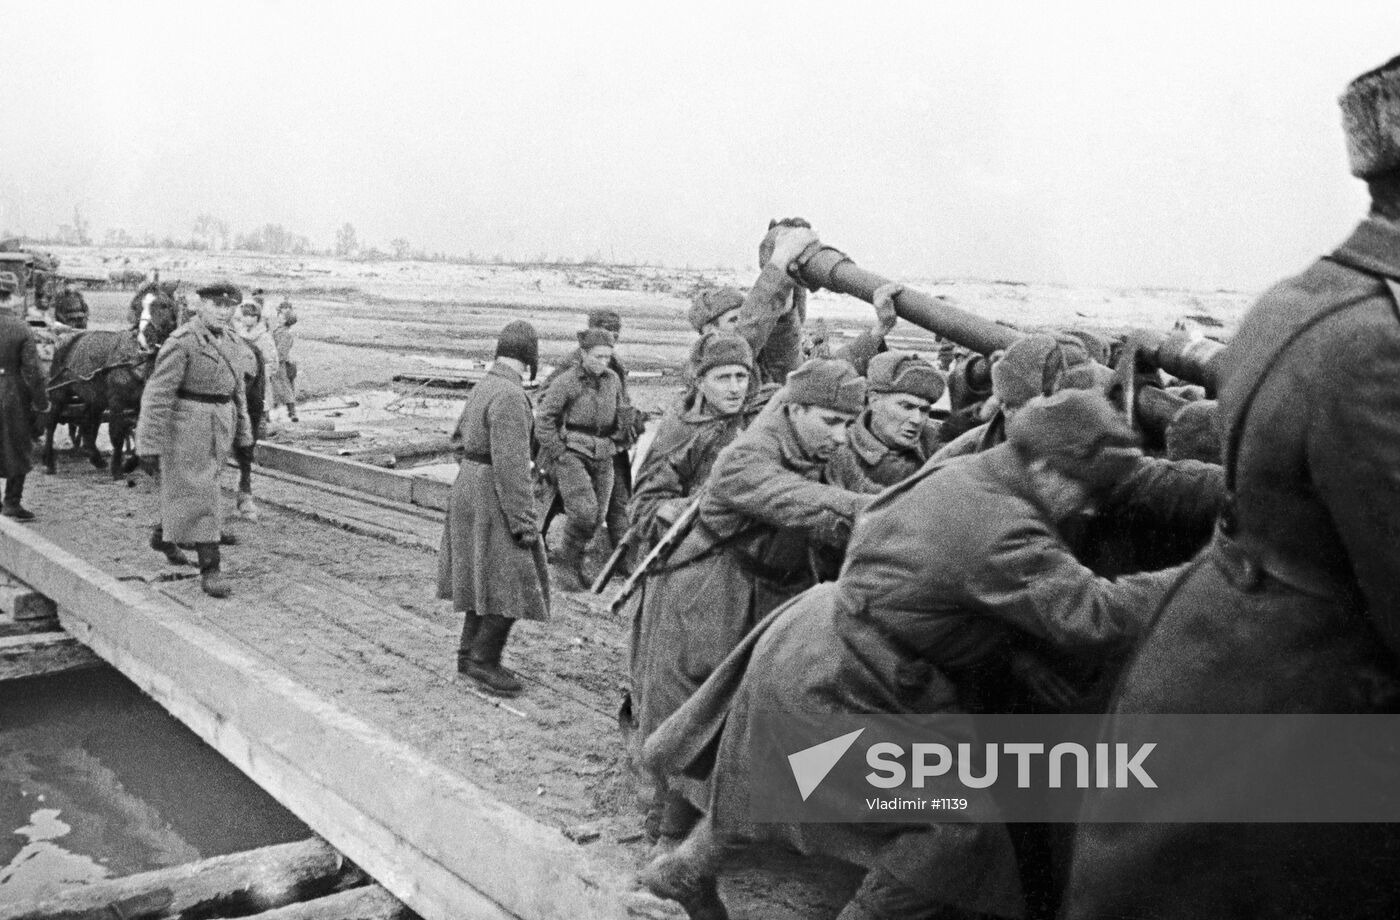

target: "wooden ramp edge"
[0,519,678,920]
[254,443,450,511]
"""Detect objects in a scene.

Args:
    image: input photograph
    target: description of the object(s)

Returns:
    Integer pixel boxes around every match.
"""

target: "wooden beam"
[239,885,409,920]
[0,518,680,920]
[0,630,100,682]
[1,838,350,920]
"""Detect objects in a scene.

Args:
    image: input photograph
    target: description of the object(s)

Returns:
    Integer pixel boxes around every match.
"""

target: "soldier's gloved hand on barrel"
[872,283,902,335]
[138,455,159,477]
[512,529,540,550]
[766,225,820,273]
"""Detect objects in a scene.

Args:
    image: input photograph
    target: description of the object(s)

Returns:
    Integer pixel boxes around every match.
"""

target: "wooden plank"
[0,518,680,920]
[1,838,350,920]
[253,444,415,504]
[0,630,100,682]
[242,885,410,920]
[254,442,455,514]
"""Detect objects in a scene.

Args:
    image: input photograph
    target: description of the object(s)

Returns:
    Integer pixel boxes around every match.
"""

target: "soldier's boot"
[635,820,729,920]
[464,614,523,697]
[150,524,191,566]
[195,543,232,599]
[455,611,481,675]
[1,475,35,522]
[236,491,260,522]
[552,530,591,593]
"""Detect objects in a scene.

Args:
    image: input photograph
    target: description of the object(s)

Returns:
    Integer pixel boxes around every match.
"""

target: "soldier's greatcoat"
[644,446,1182,919]
[437,363,550,622]
[631,406,869,747]
[0,313,48,479]
[1066,217,1400,920]
[135,316,252,544]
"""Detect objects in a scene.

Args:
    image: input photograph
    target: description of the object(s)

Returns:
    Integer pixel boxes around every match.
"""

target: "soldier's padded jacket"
[437,363,549,622]
[825,408,944,494]
[1067,216,1400,920]
[627,386,775,549]
[135,316,253,544]
[644,445,1186,919]
[0,314,48,479]
[630,404,871,745]
[535,361,622,467]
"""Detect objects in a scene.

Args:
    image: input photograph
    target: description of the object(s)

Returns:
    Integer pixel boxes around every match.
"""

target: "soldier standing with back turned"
[1066,54,1400,920]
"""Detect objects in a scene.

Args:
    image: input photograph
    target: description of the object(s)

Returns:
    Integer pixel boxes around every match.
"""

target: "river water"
[0,667,310,905]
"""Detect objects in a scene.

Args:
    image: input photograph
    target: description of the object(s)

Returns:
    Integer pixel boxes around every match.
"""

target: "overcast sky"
[3,1,1397,289]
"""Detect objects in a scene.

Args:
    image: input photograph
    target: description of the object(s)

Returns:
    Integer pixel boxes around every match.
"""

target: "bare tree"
[390,238,412,260]
[73,205,91,246]
[335,222,358,257]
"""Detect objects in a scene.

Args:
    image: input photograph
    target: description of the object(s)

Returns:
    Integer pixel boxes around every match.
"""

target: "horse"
[43,290,181,479]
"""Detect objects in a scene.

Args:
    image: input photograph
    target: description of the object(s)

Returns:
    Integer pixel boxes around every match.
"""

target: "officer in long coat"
[0,273,48,520]
[136,283,253,598]
[438,321,549,698]
[632,358,872,845]
[638,390,1188,920]
[1065,56,1400,920]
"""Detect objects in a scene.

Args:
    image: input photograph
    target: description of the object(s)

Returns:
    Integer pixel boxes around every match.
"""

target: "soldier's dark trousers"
[606,452,631,547]
[196,543,231,598]
[463,615,522,696]
[2,475,25,509]
[555,452,614,551]
[456,610,480,673]
[150,524,190,565]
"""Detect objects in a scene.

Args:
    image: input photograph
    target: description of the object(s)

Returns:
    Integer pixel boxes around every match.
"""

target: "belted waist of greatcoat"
[177,388,232,404]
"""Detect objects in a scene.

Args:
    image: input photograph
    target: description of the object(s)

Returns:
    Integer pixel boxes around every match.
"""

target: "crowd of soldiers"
[440,54,1400,920]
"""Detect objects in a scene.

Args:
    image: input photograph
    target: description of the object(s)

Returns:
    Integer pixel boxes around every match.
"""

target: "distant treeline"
[5,210,679,269]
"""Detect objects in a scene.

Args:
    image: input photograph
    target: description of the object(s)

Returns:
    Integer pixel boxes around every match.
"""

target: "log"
[0,631,100,682]
[241,885,410,920]
[0,580,57,621]
[1,838,350,920]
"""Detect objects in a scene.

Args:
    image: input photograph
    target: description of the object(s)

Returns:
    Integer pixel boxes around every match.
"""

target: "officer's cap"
[866,351,946,402]
[1006,389,1141,491]
[783,358,866,415]
[196,282,242,306]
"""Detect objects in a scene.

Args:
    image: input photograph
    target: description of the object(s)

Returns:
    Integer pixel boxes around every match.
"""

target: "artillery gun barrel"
[792,246,1022,355]
[1131,329,1227,392]
[792,243,1209,437]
